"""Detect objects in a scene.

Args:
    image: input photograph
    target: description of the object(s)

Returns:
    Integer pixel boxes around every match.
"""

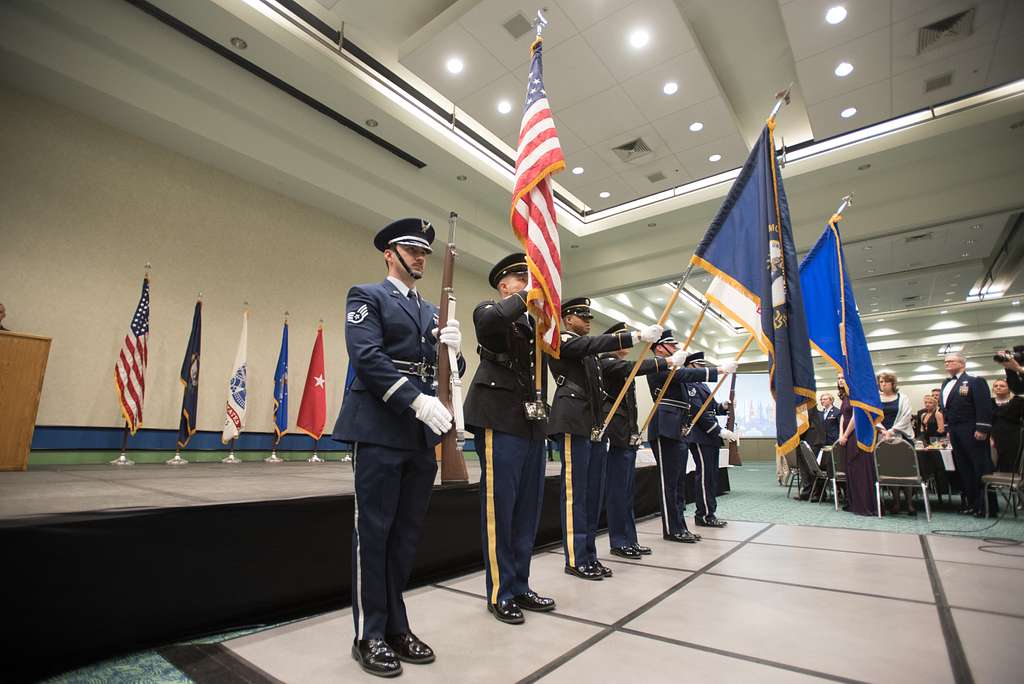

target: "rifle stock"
[436,212,468,484]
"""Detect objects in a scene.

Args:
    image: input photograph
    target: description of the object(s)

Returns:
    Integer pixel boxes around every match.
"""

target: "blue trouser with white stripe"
[351,442,436,640]
[605,444,638,548]
[557,433,598,568]
[478,429,546,605]
[691,442,719,519]
[655,437,687,536]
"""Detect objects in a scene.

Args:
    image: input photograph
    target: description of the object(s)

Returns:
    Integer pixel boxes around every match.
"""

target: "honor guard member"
[333,217,466,678]
[463,253,555,625]
[647,339,735,541]
[548,297,663,579]
[940,352,995,517]
[680,352,738,528]
[598,322,673,559]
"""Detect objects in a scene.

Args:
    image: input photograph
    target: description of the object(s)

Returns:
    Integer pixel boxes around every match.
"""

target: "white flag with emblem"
[221,310,248,443]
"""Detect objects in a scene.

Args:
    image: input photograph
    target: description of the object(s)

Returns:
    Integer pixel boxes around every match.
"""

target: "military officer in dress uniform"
[647,338,736,541]
[548,298,663,580]
[681,352,738,528]
[333,217,466,678]
[463,253,555,625]
[597,322,673,559]
[941,352,995,517]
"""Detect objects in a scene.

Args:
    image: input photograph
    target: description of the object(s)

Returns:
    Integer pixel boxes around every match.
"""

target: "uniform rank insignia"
[688,387,697,397]
[347,304,369,325]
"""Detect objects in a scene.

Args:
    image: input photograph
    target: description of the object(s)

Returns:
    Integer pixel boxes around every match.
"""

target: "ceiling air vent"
[903,232,934,244]
[646,171,667,183]
[612,137,654,163]
[917,8,975,55]
[925,71,954,93]
[503,12,533,40]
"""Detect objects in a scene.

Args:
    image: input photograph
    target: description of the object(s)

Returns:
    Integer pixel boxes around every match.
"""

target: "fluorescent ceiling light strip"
[932,78,1024,117]
[786,110,933,163]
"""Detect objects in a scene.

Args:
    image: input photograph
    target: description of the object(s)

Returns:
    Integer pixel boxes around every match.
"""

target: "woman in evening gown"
[837,378,877,516]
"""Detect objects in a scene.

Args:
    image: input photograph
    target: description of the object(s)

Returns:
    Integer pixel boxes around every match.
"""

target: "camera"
[993,345,1024,364]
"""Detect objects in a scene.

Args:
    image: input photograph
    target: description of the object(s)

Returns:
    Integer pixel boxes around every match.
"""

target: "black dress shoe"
[631,543,652,555]
[384,632,435,664]
[663,531,699,543]
[611,545,642,559]
[488,599,525,624]
[695,516,727,528]
[564,564,603,580]
[959,507,976,516]
[593,561,613,578]
[514,590,555,612]
[352,638,402,678]
[794,494,810,501]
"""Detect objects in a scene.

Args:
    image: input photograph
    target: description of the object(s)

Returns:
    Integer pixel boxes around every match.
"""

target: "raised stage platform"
[0,459,733,682]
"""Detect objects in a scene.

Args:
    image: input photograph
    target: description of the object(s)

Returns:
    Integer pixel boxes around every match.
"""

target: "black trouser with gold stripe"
[478,429,546,605]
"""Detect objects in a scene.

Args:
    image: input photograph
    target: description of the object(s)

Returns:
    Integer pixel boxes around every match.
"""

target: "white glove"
[668,349,688,368]
[719,428,739,443]
[633,323,664,344]
[719,359,738,375]
[438,319,461,355]
[411,394,453,436]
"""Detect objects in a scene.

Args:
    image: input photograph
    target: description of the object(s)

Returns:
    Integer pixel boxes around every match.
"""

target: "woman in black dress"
[837,378,877,516]
[991,379,1024,473]
[916,395,945,444]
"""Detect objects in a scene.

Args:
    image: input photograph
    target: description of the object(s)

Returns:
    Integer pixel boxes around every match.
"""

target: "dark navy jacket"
[941,372,992,434]
[646,366,719,442]
[333,279,464,450]
[547,329,635,437]
[820,405,840,444]
[683,380,728,445]
[599,356,669,448]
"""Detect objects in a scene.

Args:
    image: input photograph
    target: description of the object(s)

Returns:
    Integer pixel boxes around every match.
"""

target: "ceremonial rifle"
[436,211,469,484]
[727,370,741,465]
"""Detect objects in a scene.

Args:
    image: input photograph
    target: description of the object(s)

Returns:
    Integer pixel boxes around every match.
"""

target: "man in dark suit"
[333,218,465,677]
[463,253,554,625]
[941,352,994,517]
[547,298,662,580]
[795,405,826,501]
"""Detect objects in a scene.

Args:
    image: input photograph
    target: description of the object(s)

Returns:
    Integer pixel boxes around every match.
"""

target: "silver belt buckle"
[590,426,603,442]
[524,399,548,421]
[629,434,642,447]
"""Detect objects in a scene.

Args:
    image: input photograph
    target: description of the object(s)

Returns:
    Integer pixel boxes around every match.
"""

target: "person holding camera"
[995,346,1024,395]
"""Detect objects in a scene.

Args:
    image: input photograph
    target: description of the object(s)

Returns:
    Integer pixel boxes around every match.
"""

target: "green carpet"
[717,462,1024,540]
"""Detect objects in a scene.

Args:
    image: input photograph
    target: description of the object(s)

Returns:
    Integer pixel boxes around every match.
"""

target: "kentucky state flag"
[691,121,816,456]
[799,215,883,450]
[177,300,202,449]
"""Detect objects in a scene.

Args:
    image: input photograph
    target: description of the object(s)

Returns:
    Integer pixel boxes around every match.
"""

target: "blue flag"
[177,300,202,449]
[692,121,816,457]
[273,321,289,441]
[799,217,883,451]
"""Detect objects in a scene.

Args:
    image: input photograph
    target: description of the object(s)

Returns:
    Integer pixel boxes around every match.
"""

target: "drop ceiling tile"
[557,85,648,145]
[582,0,696,82]
[676,134,749,179]
[554,0,624,32]
[780,0,893,61]
[620,50,721,121]
[987,1,1024,87]
[892,43,994,112]
[559,146,618,184]
[591,124,673,174]
[529,34,618,112]
[619,154,691,195]
[456,71,526,151]
[891,0,1006,75]
[805,78,893,139]
[400,22,508,103]
[458,1,576,71]
[795,27,892,105]
[651,96,740,154]
[551,122,588,155]
[571,173,631,211]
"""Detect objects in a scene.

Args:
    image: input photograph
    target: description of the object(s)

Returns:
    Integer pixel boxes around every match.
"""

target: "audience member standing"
[820,393,840,445]
[916,395,945,444]
[837,379,876,516]
[877,372,915,515]
[941,353,994,517]
[991,379,1024,473]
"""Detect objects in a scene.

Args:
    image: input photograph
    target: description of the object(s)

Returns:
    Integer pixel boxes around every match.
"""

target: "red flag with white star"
[296,324,327,440]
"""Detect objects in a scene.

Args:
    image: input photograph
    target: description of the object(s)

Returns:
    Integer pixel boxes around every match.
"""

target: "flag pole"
[679,334,755,438]
[768,82,793,123]
[222,303,248,464]
[832,193,853,222]
[167,291,202,466]
[598,262,696,438]
[307,319,325,463]
[109,421,135,466]
[267,311,289,463]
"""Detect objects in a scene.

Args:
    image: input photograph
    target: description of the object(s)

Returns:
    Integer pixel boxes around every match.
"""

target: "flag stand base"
[166,452,188,466]
[265,449,283,464]
[109,453,134,466]
[307,451,324,463]
[221,451,242,464]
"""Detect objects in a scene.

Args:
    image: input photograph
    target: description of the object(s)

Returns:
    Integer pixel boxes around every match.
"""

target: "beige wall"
[0,86,495,434]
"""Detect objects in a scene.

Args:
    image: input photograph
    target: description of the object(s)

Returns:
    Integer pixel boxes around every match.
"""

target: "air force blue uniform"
[941,371,993,513]
[683,378,728,523]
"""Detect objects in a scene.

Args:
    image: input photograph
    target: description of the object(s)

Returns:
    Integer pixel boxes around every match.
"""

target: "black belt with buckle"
[392,359,437,381]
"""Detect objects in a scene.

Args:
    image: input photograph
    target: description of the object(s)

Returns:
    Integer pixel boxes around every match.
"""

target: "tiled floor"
[210,522,1024,683]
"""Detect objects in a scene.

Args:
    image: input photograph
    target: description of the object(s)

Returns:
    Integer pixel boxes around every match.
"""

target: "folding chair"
[829,444,847,511]
[797,441,829,503]
[784,448,801,497]
[982,445,1024,519]
[874,439,931,521]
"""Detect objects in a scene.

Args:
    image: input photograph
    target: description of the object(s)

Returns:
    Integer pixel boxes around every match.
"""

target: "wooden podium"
[0,331,51,471]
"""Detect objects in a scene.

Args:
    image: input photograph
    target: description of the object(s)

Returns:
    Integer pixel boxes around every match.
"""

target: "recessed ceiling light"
[1013,299,1021,306]
[689,121,704,132]
[446,57,464,74]
[841,107,858,118]
[572,166,584,175]
[865,257,874,263]
[971,224,982,229]
[877,318,885,322]
[599,191,611,198]
[663,81,679,95]
[940,309,949,314]
[945,291,955,295]
[826,6,848,24]
[944,298,952,302]
[863,245,872,250]
[867,268,876,273]
[961,252,969,257]
[497,100,512,114]
[230,37,247,50]
[708,154,722,162]
[834,62,854,77]
[868,286,877,291]
[629,28,650,49]
[364,118,378,128]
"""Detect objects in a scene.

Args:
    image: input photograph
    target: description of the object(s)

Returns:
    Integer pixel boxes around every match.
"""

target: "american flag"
[511,37,564,356]
[114,276,150,434]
